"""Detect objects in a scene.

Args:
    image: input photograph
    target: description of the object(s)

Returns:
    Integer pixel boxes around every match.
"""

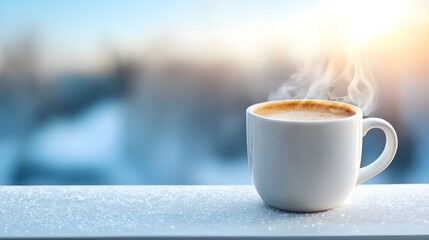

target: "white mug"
[246,99,398,212]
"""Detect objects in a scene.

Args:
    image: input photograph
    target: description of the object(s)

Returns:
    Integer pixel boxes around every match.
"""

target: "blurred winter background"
[0,0,428,185]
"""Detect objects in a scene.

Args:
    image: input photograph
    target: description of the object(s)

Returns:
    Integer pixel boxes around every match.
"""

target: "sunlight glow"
[339,0,408,47]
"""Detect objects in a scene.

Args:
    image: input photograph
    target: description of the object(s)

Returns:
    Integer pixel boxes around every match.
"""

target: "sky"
[1,0,426,75]
[0,0,311,66]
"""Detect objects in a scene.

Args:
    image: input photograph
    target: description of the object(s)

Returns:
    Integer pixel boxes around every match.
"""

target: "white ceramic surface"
[246,99,398,212]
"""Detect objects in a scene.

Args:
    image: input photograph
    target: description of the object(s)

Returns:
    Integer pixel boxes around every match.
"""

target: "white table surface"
[0,184,428,239]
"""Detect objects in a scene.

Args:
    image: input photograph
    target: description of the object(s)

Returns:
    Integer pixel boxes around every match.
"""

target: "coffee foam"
[253,100,356,121]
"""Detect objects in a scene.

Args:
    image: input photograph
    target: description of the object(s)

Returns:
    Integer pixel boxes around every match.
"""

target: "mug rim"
[247,99,363,123]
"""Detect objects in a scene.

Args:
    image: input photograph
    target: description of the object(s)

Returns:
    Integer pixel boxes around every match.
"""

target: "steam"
[269,50,378,116]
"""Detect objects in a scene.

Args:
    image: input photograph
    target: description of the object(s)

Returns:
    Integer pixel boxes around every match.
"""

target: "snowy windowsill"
[0,185,428,239]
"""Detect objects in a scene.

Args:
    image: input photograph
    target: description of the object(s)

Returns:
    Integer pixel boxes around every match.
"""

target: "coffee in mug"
[246,99,397,212]
[253,100,355,121]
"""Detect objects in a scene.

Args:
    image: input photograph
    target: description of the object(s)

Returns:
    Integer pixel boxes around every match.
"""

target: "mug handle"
[356,118,398,185]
